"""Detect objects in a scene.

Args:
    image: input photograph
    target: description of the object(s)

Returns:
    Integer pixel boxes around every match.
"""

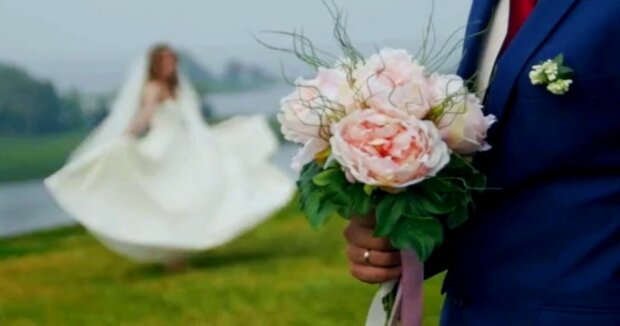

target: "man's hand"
[344,216,402,284]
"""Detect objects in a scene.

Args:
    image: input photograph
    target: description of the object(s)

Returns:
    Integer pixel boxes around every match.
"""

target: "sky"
[0,0,472,93]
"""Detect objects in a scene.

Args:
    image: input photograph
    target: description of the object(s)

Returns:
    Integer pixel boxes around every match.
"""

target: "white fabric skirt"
[46,112,294,263]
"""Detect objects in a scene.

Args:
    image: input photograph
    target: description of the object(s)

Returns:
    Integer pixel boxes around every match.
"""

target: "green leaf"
[298,161,322,184]
[297,162,337,228]
[441,155,474,177]
[323,179,352,206]
[324,158,340,169]
[438,154,486,193]
[301,191,337,227]
[554,53,565,65]
[350,185,373,216]
[389,216,444,261]
[468,172,487,191]
[446,201,468,229]
[558,65,574,79]
[374,194,407,237]
[312,168,342,186]
[301,161,376,222]
[363,184,376,196]
[558,66,574,75]
[406,197,426,218]
[421,177,463,194]
[417,189,454,215]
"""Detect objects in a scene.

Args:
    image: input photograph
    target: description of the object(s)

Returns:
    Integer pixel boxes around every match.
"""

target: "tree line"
[0,63,83,136]
[0,54,276,136]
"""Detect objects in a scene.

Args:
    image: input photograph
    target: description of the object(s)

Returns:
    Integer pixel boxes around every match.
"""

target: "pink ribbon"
[396,250,424,326]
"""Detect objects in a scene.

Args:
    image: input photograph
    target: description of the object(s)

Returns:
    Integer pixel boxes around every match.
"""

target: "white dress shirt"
[475,0,510,99]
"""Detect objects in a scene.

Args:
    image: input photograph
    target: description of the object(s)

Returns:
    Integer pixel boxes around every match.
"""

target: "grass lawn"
[0,133,83,183]
[0,201,445,325]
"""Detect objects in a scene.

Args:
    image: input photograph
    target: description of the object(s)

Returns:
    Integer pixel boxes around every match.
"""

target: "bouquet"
[269,4,495,325]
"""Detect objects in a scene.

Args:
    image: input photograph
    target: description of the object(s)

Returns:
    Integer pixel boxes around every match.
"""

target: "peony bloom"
[354,48,432,118]
[330,107,450,188]
[427,73,468,108]
[278,67,356,145]
[291,138,329,172]
[435,93,496,154]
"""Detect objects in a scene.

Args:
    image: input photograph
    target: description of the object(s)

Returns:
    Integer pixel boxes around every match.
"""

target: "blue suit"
[432,0,620,324]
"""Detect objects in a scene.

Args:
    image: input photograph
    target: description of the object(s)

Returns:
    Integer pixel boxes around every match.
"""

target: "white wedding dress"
[45,55,294,263]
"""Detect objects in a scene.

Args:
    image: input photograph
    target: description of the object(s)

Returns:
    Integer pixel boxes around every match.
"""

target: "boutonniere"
[529,54,574,95]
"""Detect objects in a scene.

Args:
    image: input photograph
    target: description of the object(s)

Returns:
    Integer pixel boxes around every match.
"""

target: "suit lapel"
[485,0,579,122]
[458,0,499,80]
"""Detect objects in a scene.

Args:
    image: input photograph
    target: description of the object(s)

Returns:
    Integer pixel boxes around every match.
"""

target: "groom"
[344,0,620,324]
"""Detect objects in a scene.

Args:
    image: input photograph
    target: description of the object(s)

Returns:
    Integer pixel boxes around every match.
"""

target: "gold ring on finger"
[363,249,372,265]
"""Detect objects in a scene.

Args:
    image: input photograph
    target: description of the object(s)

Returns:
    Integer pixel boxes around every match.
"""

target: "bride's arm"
[128,83,160,136]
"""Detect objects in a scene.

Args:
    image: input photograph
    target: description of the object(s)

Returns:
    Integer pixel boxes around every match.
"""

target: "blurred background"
[0,0,470,324]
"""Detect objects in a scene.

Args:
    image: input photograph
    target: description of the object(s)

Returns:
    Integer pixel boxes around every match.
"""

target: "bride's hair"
[148,43,179,95]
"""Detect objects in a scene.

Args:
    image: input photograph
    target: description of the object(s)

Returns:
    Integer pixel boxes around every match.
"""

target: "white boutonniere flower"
[529,54,574,95]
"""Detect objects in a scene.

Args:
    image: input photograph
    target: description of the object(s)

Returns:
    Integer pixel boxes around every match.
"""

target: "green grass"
[0,132,83,182]
[0,201,445,325]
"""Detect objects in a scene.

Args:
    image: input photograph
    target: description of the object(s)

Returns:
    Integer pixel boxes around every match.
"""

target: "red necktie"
[503,0,538,48]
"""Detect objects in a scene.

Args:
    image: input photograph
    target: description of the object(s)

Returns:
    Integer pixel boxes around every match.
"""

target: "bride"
[45,44,294,266]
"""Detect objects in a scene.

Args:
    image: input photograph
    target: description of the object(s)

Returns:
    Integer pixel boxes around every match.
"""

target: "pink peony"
[278,67,355,144]
[435,93,496,154]
[354,48,432,118]
[330,107,450,188]
[279,67,357,167]
[427,73,468,107]
[291,138,329,172]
